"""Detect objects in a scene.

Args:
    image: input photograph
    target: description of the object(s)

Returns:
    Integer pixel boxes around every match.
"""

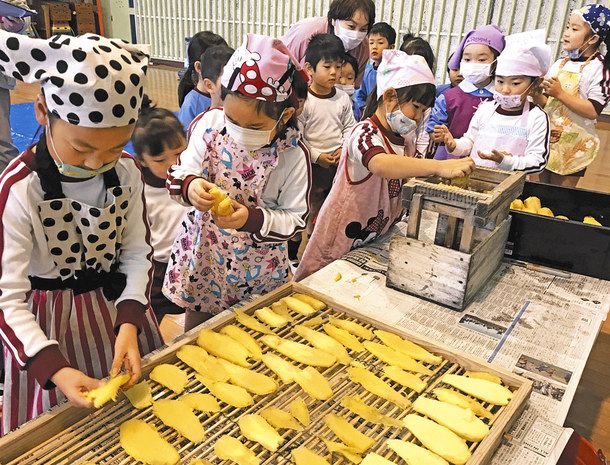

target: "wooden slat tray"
[0,283,532,465]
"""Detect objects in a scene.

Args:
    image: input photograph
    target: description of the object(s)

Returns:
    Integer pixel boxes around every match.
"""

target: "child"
[0,31,163,434]
[354,22,396,120]
[178,44,234,130]
[538,4,610,187]
[177,31,227,107]
[337,52,358,96]
[436,53,464,96]
[300,33,356,238]
[428,25,506,160]
[437,31,551,173]
[163,34,312,331]
[295,51,475,280]
[132,96,190,323]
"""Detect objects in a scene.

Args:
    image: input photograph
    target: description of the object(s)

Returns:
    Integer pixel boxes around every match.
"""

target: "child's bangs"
[397,83,437,108]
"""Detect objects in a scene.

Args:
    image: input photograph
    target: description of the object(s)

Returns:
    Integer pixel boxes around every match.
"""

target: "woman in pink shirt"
[282,0,374,87]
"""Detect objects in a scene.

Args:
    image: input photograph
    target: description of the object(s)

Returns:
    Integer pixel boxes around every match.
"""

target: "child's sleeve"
[239,142,311,243]
[583,61,610,115]
[353,70,369,114]
[0,176,70,389]
[177,96,196,129]
[167,110,219,205]
[498,108,550,173]
[341,94,357,139]
[426,94,448,132]
[115,158,155,331]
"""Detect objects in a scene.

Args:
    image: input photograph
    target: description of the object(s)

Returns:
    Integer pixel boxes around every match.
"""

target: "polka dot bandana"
[221,33,302,102]
[575,4,610,39]
[0,30,150,127]
[376,50,436,99]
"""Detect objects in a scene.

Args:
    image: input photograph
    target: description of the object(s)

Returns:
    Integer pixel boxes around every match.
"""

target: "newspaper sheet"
[300,225,609,464]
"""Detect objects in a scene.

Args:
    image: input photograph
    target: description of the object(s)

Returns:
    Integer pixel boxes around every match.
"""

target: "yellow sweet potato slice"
[260,407,303,431]
[234,309,274,334]
[176,344,229,382]
[255,306,290,327]
[180,393,220,413]
[281,296,316,315]
[412,397,490,442]
[347,365,410,409]
[433,388,493,420]
[124,380,153,409]
[324,324,365,352]
[323,439,363,464]
[261,353,300,383]
[220,325,263,360]
[361,453,397,465]
[197,329,251,367]
[149,364,189,394]
[292,293,327,310]
[238,414,283,452]
[325,414,375,453]
[190,460,214,465]
[443,374,513,405]
[294,366,333,400]
[383,366,427,393]
[84,373,130,408]
[217,359,278,395]
[328,316,373,340]
[261,334,336,367]
[271,300,291,318]
[119,419,180,465]
[293,324,351,364]
[214,435,260,465]
[339,395,402,427]
[386,439,449,465]
[403,414,471,465]
[289,398,310,426]
[465,370,502,384]
[208,187,234,216]
[292,446,330,465]
[303,315,325,328]
[195,374,254,408]
[153,399,205,443]
[215,196,235,216]
[374,330,442,365]
[364,342,432,375]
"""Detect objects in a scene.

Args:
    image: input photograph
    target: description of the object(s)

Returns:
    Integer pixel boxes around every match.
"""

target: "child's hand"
[478,149,509,163]
[213,199,249,230]
[51,367,103,408]
[318,152,338,168]
[187,178,217,212]
[433,125,456,151]
[111,323,141,387]
[435,157,476,179]
[542,77,563,99]
[331,147,342,166]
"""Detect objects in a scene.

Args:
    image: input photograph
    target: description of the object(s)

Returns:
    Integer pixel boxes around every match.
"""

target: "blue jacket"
[178,89,212,130]
[353,63,377,121]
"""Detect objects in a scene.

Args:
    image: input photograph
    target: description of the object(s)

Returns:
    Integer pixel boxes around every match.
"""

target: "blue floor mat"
[10,102,135,154]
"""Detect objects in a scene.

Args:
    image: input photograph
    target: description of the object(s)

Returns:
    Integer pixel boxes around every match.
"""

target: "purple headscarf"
[447,24,506,70]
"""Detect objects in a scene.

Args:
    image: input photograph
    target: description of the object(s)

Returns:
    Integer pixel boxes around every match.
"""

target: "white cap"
[376,50,435,99]
[496,29,551,77]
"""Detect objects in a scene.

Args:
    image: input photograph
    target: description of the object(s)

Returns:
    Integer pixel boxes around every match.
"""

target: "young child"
[437,31,551,173]
[0,31,163,434]
[163,34,311,331]
[428,25,506,160]
[132,97,190,324]
[178,44,234,130]
[337,52,358,96]
[295,51,475,280]
[353,22,396,120]
[538,4,610,186]
[436,53,464,96]
[177,31,227,107]
[300,33,356,237]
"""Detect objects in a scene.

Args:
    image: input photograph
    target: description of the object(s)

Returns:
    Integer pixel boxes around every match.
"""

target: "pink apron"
[470,103,529,168]
[2,142,163,435]
[295,116,407,280]
[163,127,299,314]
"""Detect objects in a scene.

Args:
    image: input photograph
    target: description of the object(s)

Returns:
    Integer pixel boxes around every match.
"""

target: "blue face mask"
[47,123,118,178]
[566,40,596,60]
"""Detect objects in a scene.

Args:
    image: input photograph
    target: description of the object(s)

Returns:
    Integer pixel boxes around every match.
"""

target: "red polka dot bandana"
[221,33,302,103]
[0,30,149,127]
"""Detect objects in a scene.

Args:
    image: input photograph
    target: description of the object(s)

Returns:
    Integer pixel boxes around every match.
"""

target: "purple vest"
[434,86,493,160]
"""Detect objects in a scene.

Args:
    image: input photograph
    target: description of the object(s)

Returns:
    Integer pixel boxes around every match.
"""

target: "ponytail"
[177,63,196,106]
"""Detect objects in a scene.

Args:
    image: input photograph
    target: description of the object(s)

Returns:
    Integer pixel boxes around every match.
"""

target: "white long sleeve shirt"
[298,87,356,163]
[167,108,311,243]
[449,101,550,173]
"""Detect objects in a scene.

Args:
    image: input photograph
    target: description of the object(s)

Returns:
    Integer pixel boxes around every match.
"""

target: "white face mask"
[333,21,367,51]
[225,111,285,152]
[385,103,417,139]
[336,83,355,96]
[460,61,493,84]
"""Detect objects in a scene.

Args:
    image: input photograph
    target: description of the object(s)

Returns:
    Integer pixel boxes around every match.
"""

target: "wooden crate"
[387,217,512,310]
[0,283,531,465]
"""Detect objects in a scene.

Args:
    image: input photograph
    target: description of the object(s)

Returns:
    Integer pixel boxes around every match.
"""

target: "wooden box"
[0,283,531,465]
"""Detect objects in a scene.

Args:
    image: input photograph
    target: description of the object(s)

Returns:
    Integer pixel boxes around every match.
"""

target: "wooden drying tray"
[0,282,532,465]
